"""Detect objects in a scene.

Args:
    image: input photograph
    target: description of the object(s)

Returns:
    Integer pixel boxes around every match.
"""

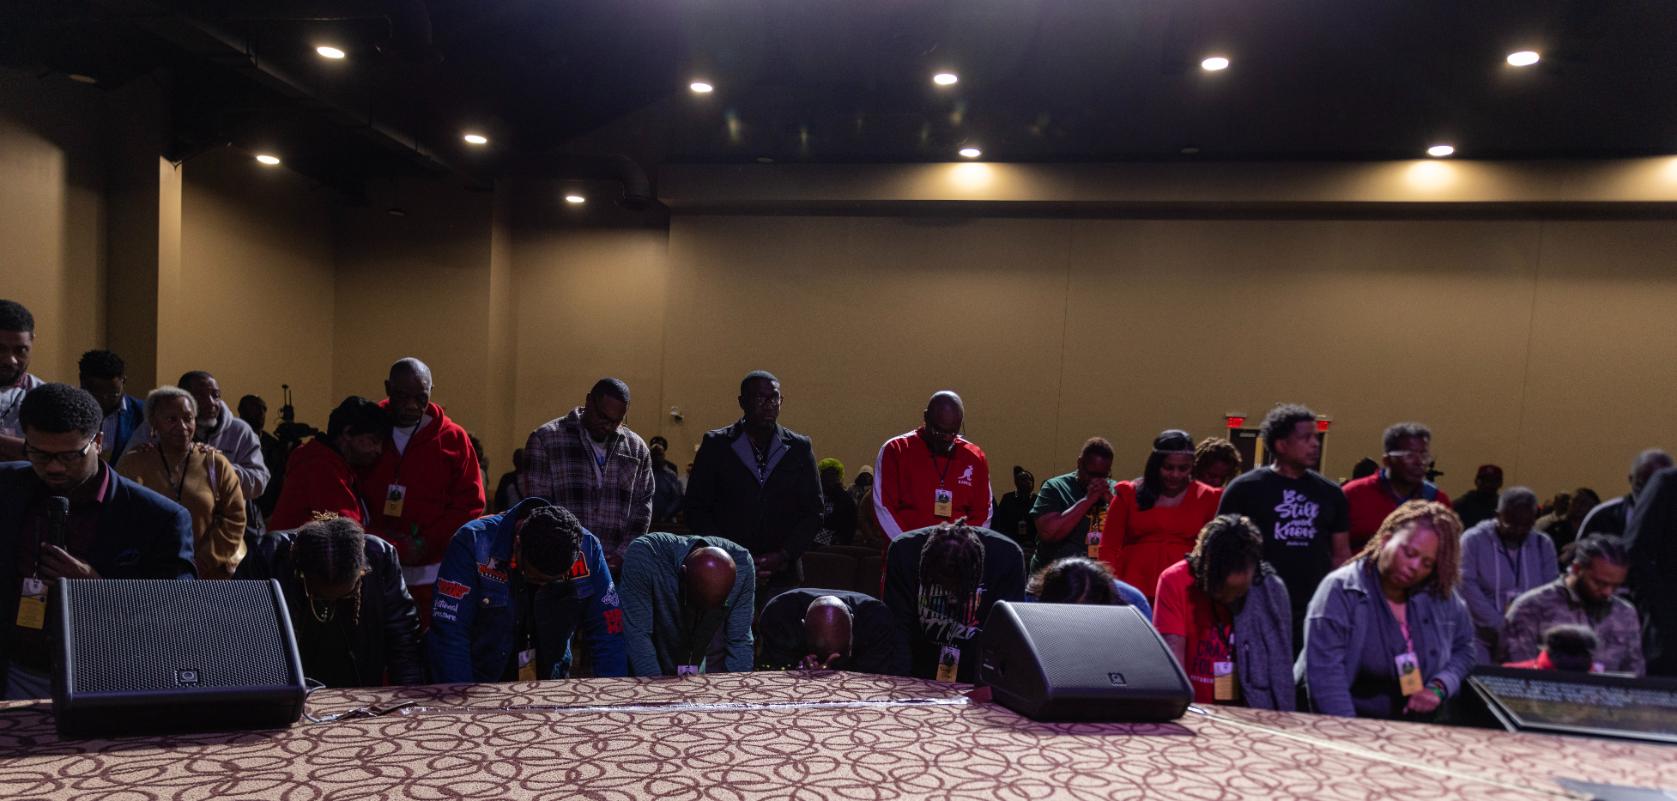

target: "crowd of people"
[4,295,1676,727]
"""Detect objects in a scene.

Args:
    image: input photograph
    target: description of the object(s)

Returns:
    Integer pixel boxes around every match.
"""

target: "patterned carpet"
[0,671,1672,800]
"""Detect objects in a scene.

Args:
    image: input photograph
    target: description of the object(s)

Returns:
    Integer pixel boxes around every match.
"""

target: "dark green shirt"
[1028,472,1117,573]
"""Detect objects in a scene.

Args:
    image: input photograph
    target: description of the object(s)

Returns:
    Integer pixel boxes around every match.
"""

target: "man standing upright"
[1580,449,1673,540]
[359,358,485,622]
[873,391,991,541]
[685,371,822,599]
[1217,403,1349,653]
[521,378,654,573]
[1341,422,1451,551]
[77,350,144,459]
[0,300,44,461]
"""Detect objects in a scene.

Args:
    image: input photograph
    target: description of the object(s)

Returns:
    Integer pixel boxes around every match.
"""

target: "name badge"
[384,484,408,517]
[1396,651,1424,696]
[933,488,954,519]
[517,648,537,682]
[677,664,701,677]
[935,644,961,682]
[1213,661,1237,702]
[1086,529,1102,559]
[16,577,47,631]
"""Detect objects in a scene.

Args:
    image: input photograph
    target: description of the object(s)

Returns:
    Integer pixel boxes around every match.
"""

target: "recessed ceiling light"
[755,156,774,163]
[67,73,97,84]
[1180,146,1201,155]
[564,194,587,204]
[463,133,489,145]
[1200,56,1230,72]
[255,154,281,166]
[316,45,346,60]
[1426,144,1455,158]
[1506,50,1540,67]
[958,147,982,159]
[933,72,959,86]
[689,81,714,94]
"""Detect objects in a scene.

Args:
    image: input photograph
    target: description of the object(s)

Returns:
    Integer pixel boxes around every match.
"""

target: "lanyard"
[577,424,609,488]
[1497,541,1523,587]
[157,447,188,501]
[926,438,957,488]
[1213,605,1236,655]
[1385,597,1415,654]
[392,419,423,481]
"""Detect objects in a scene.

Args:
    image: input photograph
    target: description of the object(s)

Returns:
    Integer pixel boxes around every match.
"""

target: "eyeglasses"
[1387,450,1432,463]
[24,439,96,466]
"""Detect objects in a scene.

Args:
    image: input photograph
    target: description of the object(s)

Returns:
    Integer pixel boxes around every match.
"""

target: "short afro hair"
[1260,404,1317,452]
[520,504,584,578]
[77,350,126,380]
[19,383,102,437]
[0,299,34,334]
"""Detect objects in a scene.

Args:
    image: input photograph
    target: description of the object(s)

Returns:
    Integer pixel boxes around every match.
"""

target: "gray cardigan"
[1295,559,1476,717]
[1233,564,1296,711]
[620,532,756,676]
[1458,519,1558,663]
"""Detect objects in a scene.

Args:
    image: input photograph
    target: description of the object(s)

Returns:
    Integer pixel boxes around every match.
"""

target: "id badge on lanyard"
[384,484,407,517]
[933,488,954,519]
[16,577,47,630]
[935,644,961,682]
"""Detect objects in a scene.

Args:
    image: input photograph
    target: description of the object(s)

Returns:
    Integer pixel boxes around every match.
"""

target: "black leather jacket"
[236,530,424,686]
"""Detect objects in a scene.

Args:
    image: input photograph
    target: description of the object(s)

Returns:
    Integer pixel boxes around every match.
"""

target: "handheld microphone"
[47,495,69,548]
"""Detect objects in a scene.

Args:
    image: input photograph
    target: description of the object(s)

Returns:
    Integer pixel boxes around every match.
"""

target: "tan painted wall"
[0,70,107,383]
[332,178,495,451]
[648,214,1677,499]
[175,147,337,423]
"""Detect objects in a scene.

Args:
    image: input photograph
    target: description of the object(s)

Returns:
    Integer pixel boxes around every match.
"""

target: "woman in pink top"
[1101,430,1223,602]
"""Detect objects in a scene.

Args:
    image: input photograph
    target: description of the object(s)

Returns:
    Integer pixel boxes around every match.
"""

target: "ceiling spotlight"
[933,72,959,86]
[1506,50,1540,67]
[254,154,281,166]
[463,133,489,145]
[1200,56,1230,72]
[689,81,714,94]
[316,45,346,60]
[1426,144,1455,158]
[564,194,587,204]
[958,147,982,159]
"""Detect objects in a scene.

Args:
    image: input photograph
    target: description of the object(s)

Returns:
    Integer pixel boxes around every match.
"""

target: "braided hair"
[1185,514,1265,598]
[293,515,370,626]
[519,505,583,578]
[919,522,985,608]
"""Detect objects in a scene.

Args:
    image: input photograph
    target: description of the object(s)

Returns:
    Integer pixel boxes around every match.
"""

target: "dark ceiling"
[4,1,1676,199]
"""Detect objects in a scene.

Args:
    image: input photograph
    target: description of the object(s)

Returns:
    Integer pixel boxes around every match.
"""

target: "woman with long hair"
[1100,429,1222,602]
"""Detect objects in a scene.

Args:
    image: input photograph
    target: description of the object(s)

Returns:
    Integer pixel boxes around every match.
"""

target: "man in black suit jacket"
[1628,466,1677,676]
[0,383,194,699]
[683,371,822,600]
[757,587,910,675]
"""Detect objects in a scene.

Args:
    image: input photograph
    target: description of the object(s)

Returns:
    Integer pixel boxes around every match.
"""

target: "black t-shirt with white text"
[1216,466,1349,615]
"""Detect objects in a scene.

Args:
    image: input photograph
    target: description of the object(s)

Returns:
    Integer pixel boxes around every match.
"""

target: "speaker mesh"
[1013,604,1133,684]
[66,580,294,693]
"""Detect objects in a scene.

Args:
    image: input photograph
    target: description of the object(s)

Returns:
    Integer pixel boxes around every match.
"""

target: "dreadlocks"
[1186,514,1264,599]
[1356,500,1463,598]
[293,515,370,626]
[1193,437,1241,481]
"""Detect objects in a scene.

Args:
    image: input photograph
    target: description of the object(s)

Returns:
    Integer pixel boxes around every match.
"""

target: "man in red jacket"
[359,358,485,626]
[269,397,390,530]
[872,391,992,541]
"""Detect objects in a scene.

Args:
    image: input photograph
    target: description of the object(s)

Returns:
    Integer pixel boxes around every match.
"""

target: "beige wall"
[333,178,495,452]
[175,147,337,423]
[0,70,107,383]
[654,214,1677,498]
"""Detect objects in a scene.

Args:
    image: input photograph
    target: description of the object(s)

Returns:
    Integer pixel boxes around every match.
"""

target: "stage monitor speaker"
[978,601,1192,722]
[51,579,307,738]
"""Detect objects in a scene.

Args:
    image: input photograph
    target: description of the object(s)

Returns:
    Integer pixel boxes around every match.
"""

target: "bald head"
[1632,449,1674,497]
[682,546,737,610]
[385,357,433,427]
[804,596,854,663]
[922,391,965,454]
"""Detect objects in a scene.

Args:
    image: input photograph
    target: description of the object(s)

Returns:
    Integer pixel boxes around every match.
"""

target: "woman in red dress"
[1102,430,1223,602]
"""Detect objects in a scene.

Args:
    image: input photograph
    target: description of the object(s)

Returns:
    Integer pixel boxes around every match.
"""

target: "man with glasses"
[358,358,485,624]
[521,377,654,575]
[1341,422,1452,552]
[0,300,44,461]
[684,371,822,601]
[77,350,144,460]
[873,391,992,541]
[0,383,193,699]
[428,500,626,682]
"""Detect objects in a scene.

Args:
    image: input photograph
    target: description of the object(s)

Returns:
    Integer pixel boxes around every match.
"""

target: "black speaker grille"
[65,580,295,694]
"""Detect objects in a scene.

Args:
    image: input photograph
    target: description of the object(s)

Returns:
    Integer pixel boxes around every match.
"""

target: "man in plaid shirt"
[520,378,654,572]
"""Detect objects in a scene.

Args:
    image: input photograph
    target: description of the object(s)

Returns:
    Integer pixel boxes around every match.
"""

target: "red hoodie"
[358,401,485,578]
[269,439,366,530]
